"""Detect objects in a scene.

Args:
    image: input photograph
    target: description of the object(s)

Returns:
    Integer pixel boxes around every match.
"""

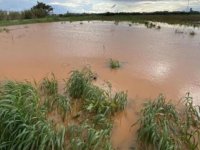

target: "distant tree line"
[0,2,53,20]
[59,11,200,17]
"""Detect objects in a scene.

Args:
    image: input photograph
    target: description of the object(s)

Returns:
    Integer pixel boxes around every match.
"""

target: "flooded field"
[0,21,200,149]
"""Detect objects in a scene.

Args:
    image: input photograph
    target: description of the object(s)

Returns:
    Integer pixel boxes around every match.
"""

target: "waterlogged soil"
[0,21,200,149]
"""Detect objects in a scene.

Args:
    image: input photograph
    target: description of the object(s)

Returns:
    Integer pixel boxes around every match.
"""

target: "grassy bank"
[0,13,200,27]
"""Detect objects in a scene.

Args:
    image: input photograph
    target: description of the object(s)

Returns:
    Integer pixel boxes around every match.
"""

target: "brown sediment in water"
[0,21,200,149]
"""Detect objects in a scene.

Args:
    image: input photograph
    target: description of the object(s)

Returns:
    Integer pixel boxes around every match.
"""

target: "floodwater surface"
[0,21,200,149]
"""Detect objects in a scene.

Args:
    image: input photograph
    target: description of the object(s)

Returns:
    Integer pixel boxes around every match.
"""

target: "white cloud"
[0,0,200,13]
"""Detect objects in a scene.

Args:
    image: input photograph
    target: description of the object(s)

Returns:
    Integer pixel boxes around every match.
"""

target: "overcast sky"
[0,0,199,13]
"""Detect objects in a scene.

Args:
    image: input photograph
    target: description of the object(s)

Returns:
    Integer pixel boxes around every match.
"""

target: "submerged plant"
[157,25,161,30]
[114,20,119,25]
[109,59,121,69]
[144,21,161,30]
[175,29,184,34]
[190,31,196,36]
[0,28,9,33]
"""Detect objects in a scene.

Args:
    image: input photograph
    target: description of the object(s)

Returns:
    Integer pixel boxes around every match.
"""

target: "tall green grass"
[67,123,112,150]
[0,68,128,149]
[0,81,66,150]
[40,73,58,96]
[136,94,200,150]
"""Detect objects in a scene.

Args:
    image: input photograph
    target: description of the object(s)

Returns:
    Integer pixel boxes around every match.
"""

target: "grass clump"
[67,123,112,150]
[66,67,94,99]
[136,94,200,150]
[109,59,121,69]
[0,81,66,150]
[137,95,179,150]
[40,73,58,95]
[83,83,127,116]
[144,21,161,30]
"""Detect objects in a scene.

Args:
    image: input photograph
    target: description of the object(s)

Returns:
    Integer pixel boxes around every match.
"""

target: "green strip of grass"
[0,14,200,27]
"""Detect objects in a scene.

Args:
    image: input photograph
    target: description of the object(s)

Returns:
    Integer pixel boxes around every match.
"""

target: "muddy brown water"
[0,21,200,149]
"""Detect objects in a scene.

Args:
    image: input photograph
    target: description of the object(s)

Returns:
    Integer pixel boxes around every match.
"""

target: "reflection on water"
[149,61,171,82]
[0,21,200,149]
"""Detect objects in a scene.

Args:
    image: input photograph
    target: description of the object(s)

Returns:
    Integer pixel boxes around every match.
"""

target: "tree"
[32,1,53,15]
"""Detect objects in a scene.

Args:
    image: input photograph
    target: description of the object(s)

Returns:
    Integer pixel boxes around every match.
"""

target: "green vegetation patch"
[0,81,66,150]
[0,67,128,150]
[109,59,121,69]
[136,94,200,150]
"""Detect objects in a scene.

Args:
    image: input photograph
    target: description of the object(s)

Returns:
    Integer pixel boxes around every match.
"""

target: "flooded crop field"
[0,21,200,149]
